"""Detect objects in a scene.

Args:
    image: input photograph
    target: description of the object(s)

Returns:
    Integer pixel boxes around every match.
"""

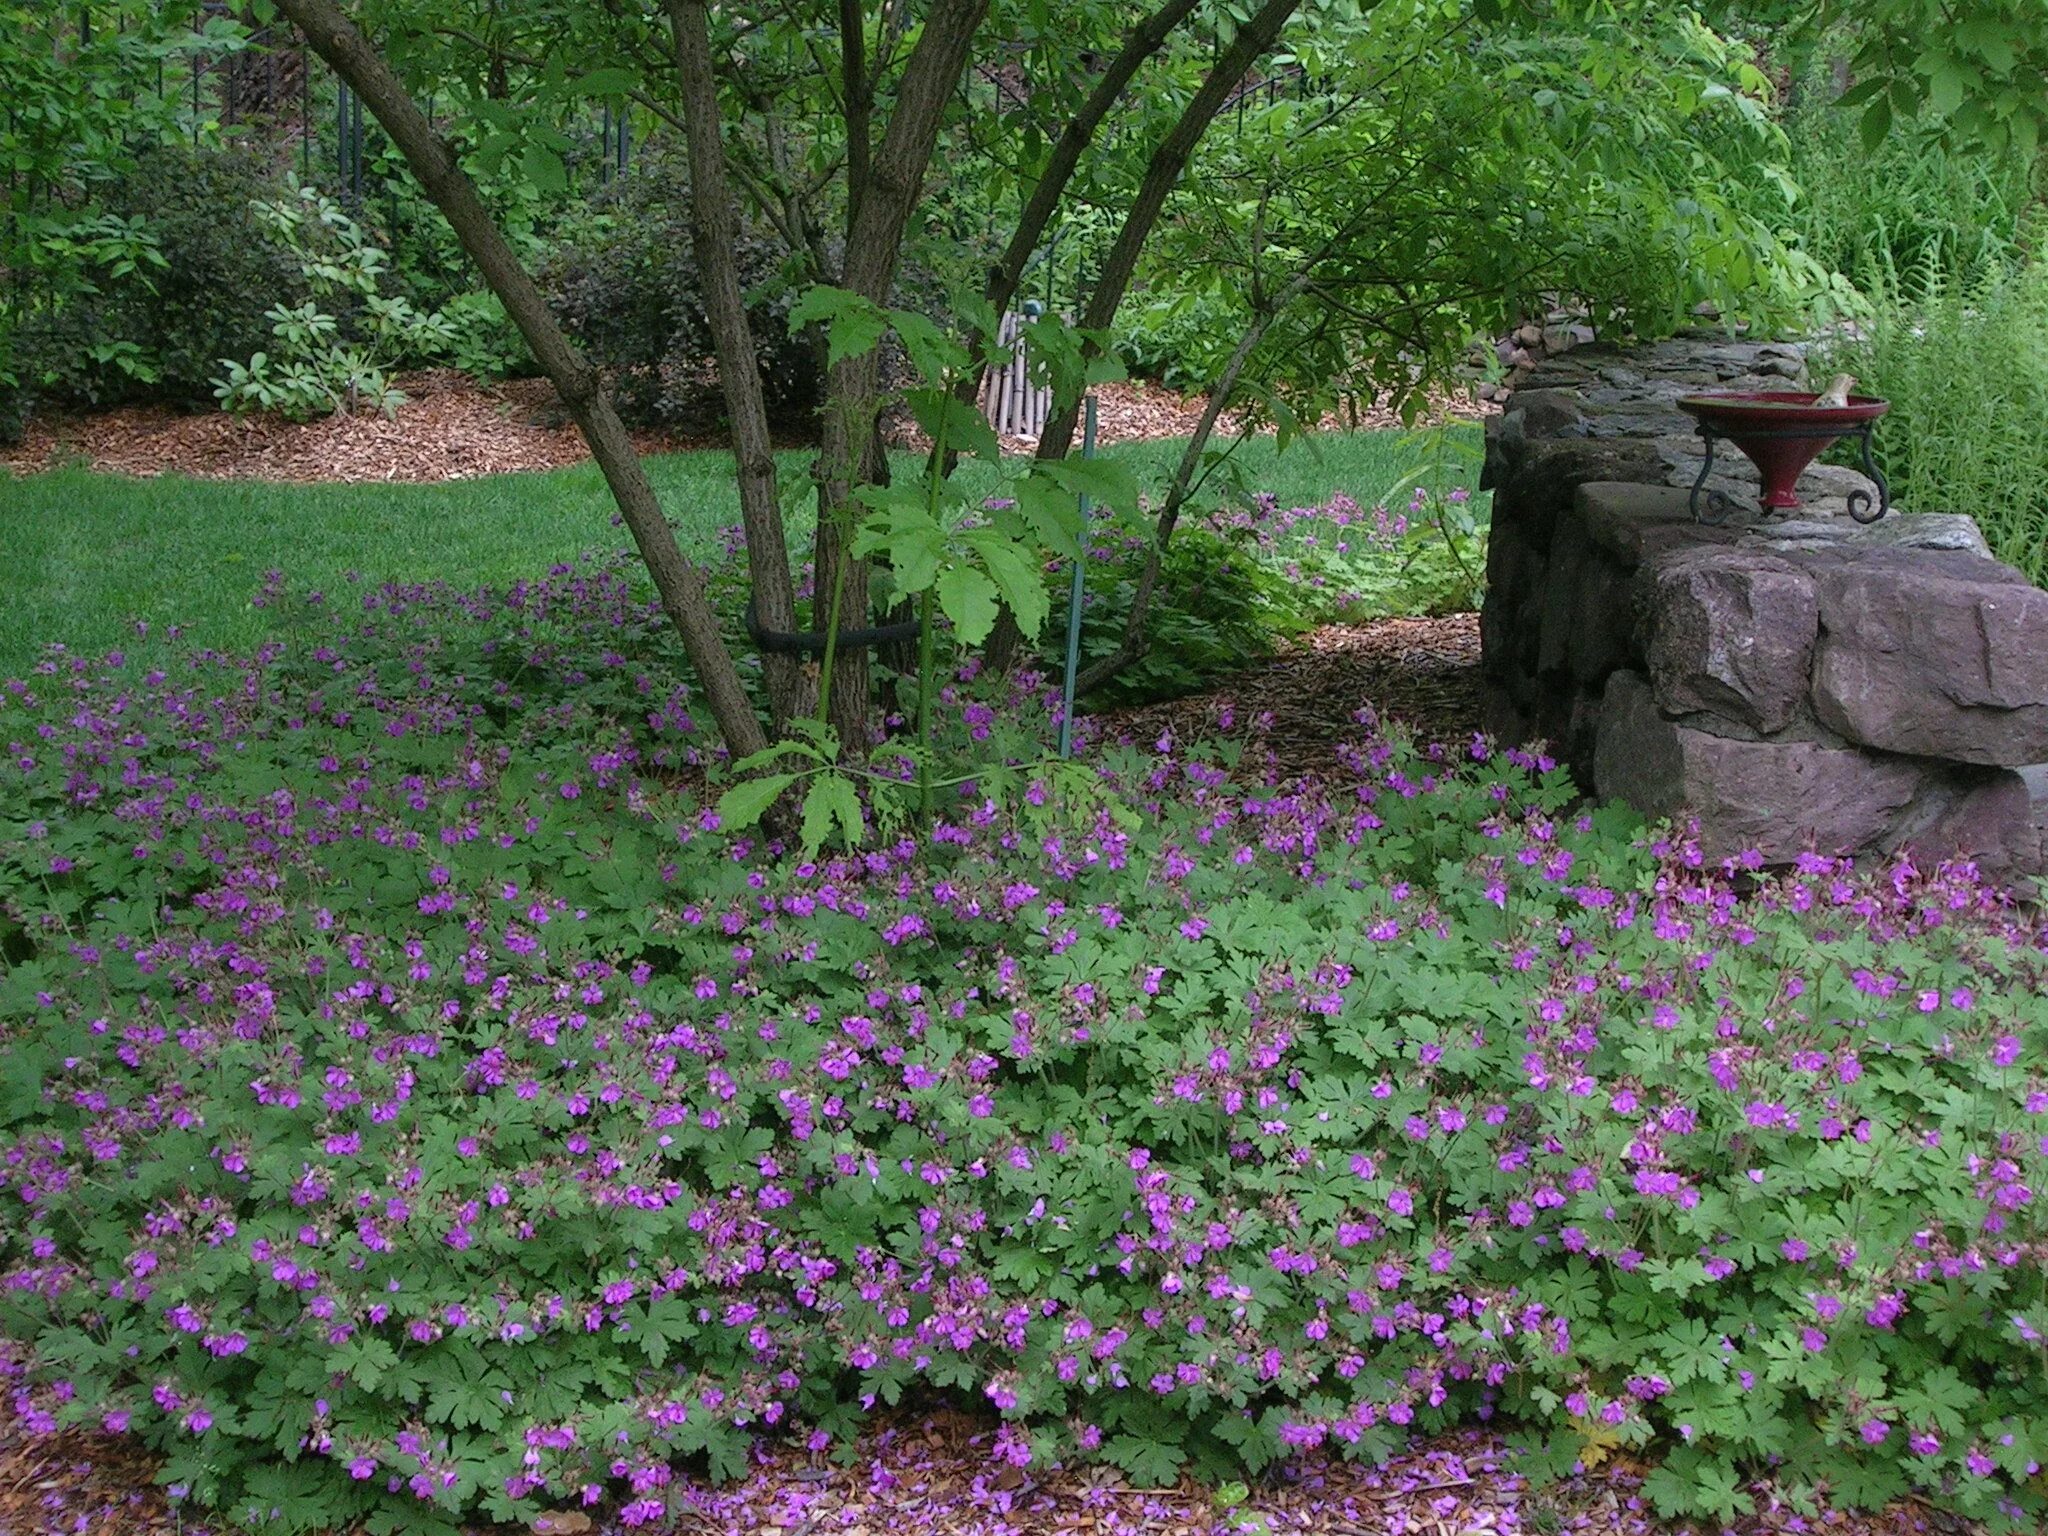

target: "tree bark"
[810,0,989,753]
[666,0,808,732]
[839,0,872,235]
[273,0,768,761]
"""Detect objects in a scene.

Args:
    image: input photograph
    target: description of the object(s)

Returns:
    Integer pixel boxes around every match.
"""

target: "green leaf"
[520,143,568,195]
[1009,475,1087,557]
[889,310,971,384]
[1105,1433,1185,1487]
[934,566,1001,644]
[787,285,889,367]
[906,388,1000,463]
[850,492,948,592]
[716,773,797,833]
[799,773,863,854]
[1040,456,1140,517]
[575,68,638,98]
[961,528,1050,638]
[1923,53,1974,117]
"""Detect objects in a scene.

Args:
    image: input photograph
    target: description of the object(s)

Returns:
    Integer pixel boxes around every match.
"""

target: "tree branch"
[840,0,871,232]
[981,0,1204,322]
[666,0,807,731]
[1035,0,1303,466]
[272,0,767,759]
[980,0,1301,675]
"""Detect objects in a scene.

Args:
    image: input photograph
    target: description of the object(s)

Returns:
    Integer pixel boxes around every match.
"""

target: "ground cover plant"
[2,559,2046,1534]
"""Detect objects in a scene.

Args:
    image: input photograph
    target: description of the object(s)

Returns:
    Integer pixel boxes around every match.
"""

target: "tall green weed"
[1784,79,2038,287]
[1819,254,2048,581]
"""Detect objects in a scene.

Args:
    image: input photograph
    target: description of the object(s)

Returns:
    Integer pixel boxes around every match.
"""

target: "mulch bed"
[0,1390,1972,1536]
[0,371,622,484]
[0,373,1489,484]
[1098,614,1486,777]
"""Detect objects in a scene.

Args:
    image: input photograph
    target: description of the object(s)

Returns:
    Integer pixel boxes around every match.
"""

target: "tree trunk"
[666,0,808,732]
[809,0,989,753]
[273,0,769,761]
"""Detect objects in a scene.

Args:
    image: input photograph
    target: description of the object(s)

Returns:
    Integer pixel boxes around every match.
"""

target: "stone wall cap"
[1752,512,1992,560]
[1573,482,1747,565]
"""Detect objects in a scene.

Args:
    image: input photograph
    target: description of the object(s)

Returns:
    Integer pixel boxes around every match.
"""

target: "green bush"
[1784,74,2039,288]
[3,562,2047,1535]
[1818,255,2048,581]
[3,144,305,418]
[538,147,820,429]
[211,180,484,421]
[1053,476,1489,707]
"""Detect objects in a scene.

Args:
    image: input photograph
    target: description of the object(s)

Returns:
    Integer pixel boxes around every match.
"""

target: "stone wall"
[1473,311,1599,404]
[1480,337,2048,879]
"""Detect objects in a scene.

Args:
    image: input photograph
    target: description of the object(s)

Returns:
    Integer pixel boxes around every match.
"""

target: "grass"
[0,425,1478,678]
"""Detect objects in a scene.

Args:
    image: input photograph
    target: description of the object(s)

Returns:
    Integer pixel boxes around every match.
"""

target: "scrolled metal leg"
[1689,429,1733,525]
[1848,425,1890,524]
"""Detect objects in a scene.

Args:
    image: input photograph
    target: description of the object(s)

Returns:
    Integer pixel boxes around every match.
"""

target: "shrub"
[1055,483,1488,704]
[1783,73,2039,289]
[3,559,2048,1535]
[1817,255,2048,582]
[212,180,468,421]
[539,147,820,429]
[2,144,304,418]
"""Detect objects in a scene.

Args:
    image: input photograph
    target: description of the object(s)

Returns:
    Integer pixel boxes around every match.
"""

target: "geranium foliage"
[2,559,2047,1533]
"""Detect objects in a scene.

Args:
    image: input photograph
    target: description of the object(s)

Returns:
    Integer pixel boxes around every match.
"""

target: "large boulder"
[1809,552,2048,765]
[1594,672,1923,860]
[1644,548,1818,734]
[1885,764,2048,880]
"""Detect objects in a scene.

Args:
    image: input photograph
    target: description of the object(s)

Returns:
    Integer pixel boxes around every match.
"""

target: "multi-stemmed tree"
[11,0,2041,761]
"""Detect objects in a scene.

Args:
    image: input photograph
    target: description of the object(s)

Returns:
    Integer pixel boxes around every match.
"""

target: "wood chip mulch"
[1097,614,1485,777]
[0,1389,1976,1536]
[1,374,1490,486]
[0,371,648,485]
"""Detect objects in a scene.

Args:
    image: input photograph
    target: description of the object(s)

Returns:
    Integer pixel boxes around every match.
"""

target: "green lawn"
[0,426,1479,677]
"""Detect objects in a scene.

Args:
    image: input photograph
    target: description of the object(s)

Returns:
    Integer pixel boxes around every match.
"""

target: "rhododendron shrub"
[2,560,2046,1534]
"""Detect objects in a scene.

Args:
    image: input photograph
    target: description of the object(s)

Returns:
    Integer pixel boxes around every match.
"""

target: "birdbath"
[1676,391,1891,525]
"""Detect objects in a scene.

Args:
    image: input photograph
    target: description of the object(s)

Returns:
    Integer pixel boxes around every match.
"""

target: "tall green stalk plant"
[1820,252,2048,582]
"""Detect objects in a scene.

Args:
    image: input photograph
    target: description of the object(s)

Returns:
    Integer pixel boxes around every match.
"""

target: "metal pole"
[1057,394,1098,760]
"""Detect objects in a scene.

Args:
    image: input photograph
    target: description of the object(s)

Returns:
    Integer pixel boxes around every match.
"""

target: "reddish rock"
[1594,672,1923,860]
[1810,557,2048,765]
[1645,548,1817,734]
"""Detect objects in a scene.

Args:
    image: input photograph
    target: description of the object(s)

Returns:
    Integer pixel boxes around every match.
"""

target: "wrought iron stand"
[1688,420,1891,526]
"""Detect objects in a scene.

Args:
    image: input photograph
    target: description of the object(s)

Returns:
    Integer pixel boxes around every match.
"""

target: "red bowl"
[1676,392,1889,510]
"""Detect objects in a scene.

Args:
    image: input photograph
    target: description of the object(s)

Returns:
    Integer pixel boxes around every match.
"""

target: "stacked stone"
[1480,337,2048,879]
[1472,312,1600,403]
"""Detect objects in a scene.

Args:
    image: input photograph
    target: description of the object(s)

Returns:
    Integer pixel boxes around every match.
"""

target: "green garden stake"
[1058,393,1098,759]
